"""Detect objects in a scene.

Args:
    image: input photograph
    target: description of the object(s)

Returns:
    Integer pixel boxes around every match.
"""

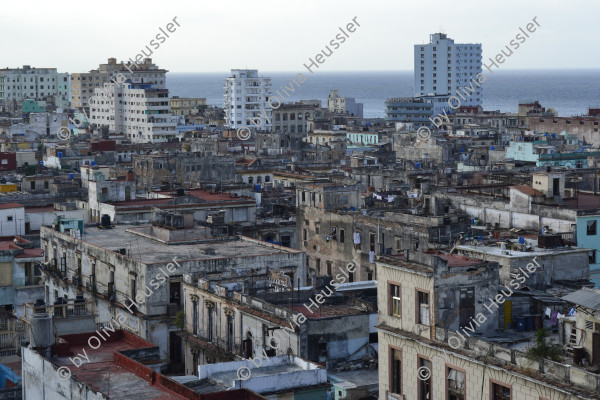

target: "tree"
[526,328,562,362]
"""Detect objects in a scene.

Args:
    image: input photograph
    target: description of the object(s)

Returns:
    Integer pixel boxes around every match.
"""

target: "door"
[553,178,560,196]
[504,301,512,329]
[459,287,475,328]
[593,332,600,365]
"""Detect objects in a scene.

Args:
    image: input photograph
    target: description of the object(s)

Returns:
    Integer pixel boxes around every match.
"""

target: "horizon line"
[169,67,600,74]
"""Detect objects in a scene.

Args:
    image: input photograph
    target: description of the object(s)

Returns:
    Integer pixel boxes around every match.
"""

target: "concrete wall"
[443,192,577,233]
[305,313,373,361]
[22,347,107,400]
[27,209,89,231]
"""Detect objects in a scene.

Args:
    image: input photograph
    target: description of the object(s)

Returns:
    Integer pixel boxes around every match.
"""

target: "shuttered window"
[0,263,12,286]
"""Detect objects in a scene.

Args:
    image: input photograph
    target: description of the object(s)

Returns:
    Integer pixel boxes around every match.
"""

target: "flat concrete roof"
[456,238,589,259]
[329,368,379,388]
[71,225,300,264]
[52,331,187,400]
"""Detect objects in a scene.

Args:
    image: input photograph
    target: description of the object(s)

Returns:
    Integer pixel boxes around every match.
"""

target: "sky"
[2,0,598,73]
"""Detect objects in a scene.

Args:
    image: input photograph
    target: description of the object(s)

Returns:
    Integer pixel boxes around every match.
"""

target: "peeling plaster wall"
[378,330,585,400]
[22,347,107,400]
[304,313,374,361]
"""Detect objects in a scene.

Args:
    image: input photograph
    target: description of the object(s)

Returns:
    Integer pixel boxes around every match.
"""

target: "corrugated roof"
[511,185,544,197]
[562,287,600,311]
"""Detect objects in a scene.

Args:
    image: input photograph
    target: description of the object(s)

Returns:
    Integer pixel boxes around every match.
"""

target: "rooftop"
[456,237,589,259]
[0,203,23,209]
[47,330,265,400]
[43,225,300,265]
[562,287,600,312]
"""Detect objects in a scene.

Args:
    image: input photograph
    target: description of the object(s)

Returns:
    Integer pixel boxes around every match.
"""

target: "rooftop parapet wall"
[434,326,600,394]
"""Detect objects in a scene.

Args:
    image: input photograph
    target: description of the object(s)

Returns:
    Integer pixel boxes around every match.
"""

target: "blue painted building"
[577,213,600,287]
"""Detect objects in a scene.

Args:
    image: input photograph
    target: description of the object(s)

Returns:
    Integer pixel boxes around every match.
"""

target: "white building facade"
[327,90,363,118]
[224,69,272,131]
[90,81,176,143]
[414,33,482,107]
[0,66,70,108]
[71,58,167,109]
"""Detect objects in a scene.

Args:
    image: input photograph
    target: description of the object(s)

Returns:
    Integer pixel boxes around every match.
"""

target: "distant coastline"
[167,69,600,119]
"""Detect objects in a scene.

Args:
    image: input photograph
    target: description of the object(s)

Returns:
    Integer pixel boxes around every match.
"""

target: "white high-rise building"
[224,69,272,130]
[0,65,70,108]
[414,33,482,107]
[90,81,176,143]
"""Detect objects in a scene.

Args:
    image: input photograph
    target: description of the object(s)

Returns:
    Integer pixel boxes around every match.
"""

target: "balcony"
[22,300,97,336]
[178,329,241,360]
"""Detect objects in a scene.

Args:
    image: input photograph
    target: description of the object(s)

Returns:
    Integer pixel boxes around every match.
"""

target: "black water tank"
[101,214,111,227]
[176,188,185,197]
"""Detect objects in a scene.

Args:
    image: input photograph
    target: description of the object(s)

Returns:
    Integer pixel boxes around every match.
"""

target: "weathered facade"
[39,225,305,370]
[376,251,600,400]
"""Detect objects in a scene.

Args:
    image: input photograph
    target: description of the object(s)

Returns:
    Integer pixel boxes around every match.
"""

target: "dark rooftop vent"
[100,214,112,229]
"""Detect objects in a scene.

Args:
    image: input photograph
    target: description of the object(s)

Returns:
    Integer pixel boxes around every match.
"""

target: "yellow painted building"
[169,97,207,116]
[0,184,17,193]
[377,253,599,400]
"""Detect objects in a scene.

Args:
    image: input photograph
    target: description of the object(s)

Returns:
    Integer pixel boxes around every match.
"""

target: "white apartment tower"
[414,33,482,107]
[224,69,272,130]
[90,81,176,144]
[0,65,70,108]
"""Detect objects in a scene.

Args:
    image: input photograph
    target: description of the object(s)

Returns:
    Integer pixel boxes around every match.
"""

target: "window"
[417,290,430,325]
[227,314,234,351]
[395,237,402,253]
[490,381,511,400]
[316,258,321,272]
[390,284,401,317]
[315,223,320,234]
[192,299,199,335]
[587,220,597,235]
[447,367,466,400]
[370,232,375,252]
[418,357,432,400]
[590,250,596,264]
[0,263,12,286]
[7,216,12,222]
[207,307,213,341]
[326,261,332,276]
[390,348,402,394]
[339,229,345,243]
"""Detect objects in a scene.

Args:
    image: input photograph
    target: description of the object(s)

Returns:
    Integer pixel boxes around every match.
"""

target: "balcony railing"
[23,300,95,320]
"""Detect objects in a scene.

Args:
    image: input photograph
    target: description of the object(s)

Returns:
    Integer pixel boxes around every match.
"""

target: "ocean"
[166,69,600,119]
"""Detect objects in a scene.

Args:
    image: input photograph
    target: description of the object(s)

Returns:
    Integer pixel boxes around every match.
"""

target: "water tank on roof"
[490,146,495,150]
[29,313,54,348]
[68,173,74,180]
[90,161,96,166]
[101,214,111,228]
[518,236,525,244]
[176,188,185,197]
